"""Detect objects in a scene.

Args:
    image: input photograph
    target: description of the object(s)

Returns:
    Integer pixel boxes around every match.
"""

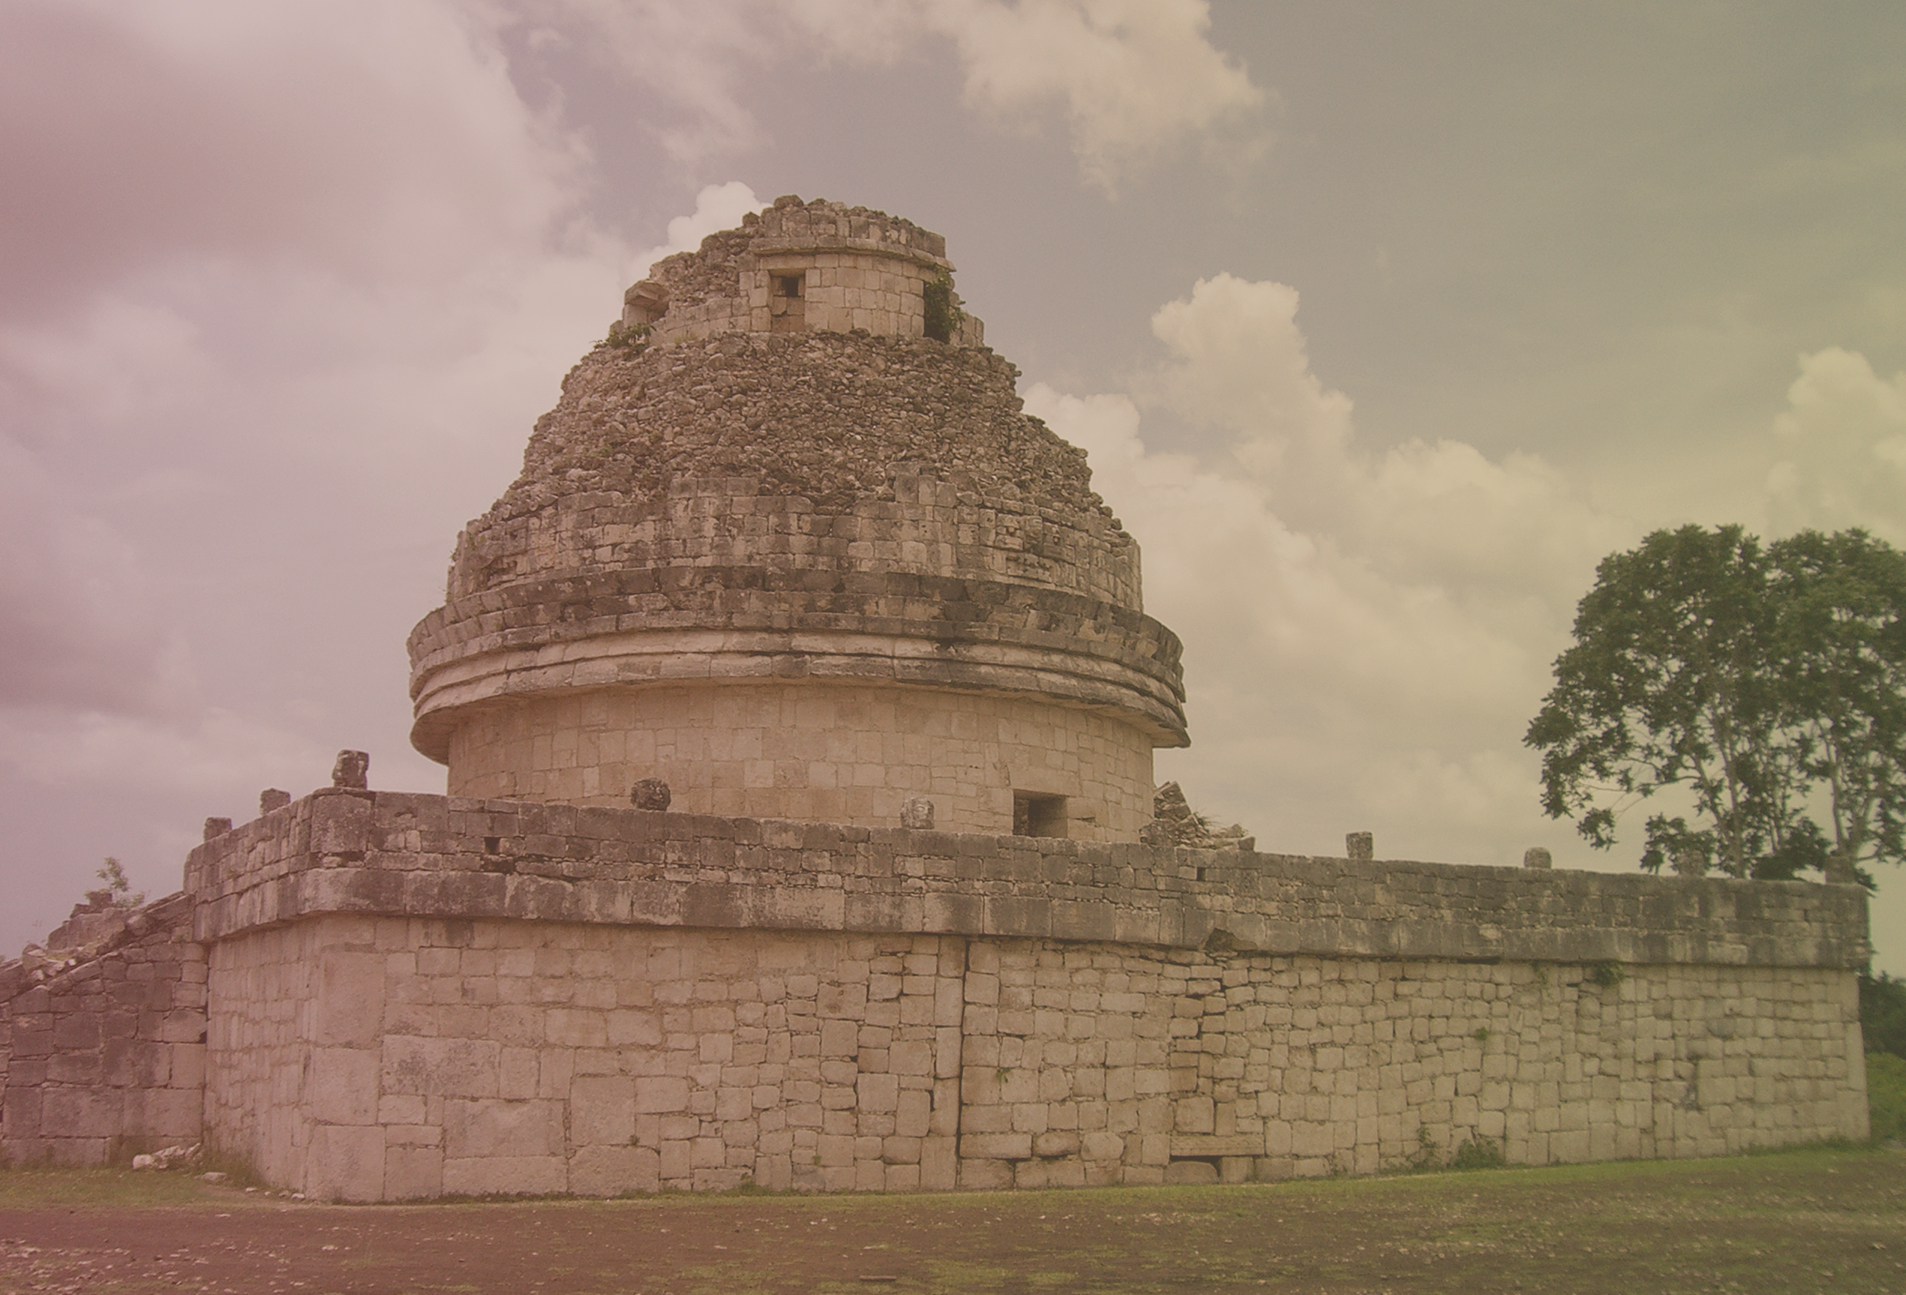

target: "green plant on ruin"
[1587,961,1625,989]
[599,320,652,354]
[1472,1026,1491,1044]
[923,272,964,343]
[91,856,144,910]
[1451,1136,1506,1170]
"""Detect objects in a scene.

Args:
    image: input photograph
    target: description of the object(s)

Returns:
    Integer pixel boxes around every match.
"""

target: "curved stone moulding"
[408,625,1190,764]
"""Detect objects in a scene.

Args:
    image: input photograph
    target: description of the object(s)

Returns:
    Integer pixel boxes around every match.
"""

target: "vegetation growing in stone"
[92,856,143,910]
[923,272,964,343]
[1586,962,1624,989]
[598,320,651,354]
[1526,524,1906,883]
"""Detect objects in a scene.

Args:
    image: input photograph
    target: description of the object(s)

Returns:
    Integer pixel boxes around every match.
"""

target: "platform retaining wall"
[1,789,1871,1197]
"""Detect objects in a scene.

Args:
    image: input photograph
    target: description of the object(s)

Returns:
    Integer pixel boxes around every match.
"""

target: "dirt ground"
[2,1145,1902,1295]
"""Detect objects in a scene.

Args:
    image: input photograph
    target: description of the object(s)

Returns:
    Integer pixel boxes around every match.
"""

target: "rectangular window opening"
[770,273,807,333]
[1013,792,1068,838]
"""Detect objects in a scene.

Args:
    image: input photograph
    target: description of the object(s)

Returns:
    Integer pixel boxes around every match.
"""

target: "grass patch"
[1869,1050,1906,1141]
[0,1166,227,1209]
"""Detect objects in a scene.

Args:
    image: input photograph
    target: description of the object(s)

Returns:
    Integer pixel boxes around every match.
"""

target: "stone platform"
[3,789,1868,1199]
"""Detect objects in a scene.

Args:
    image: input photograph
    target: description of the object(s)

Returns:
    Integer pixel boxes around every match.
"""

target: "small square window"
[772,273,803,298]
[1013,792,1067,838]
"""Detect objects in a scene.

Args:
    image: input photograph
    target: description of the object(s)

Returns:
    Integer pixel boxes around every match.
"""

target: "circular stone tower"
[407,196,1186,841]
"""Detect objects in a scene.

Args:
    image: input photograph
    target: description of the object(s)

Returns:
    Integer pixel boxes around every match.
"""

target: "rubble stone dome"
[407,196,1186,839]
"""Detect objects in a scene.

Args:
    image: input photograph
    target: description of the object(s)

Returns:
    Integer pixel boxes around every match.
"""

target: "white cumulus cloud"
[1767,346,1906,544]
[514,0,1265,188]
[1029,274,1632,862]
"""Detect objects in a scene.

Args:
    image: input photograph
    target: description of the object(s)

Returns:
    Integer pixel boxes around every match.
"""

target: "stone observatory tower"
[407,196,1186,841]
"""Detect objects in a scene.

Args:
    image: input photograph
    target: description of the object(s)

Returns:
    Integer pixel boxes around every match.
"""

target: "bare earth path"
[3,1146,1903,1294]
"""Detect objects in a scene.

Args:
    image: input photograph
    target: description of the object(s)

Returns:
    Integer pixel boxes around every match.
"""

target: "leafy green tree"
[1765,529,1906,879]
[1526,524,1906,882]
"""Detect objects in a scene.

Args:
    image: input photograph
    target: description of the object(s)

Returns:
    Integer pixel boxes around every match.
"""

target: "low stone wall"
[200,916,1863,1203]
[0,894,207,1167]
[4,790,1870,1193]
[169,790,1870,1199]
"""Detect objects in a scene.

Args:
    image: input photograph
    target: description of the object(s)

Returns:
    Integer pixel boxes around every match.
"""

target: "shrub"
[1861,972,1906,1059]
[1452,1137,1506,1170]
[1869,1052,1906,1142]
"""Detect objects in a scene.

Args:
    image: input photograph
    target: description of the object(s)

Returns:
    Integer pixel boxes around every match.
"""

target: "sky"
[3,1,1904,969]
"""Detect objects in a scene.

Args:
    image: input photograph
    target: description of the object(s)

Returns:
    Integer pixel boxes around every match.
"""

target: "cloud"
[514,0,1265,188]
[1028,274,1631,860]
[929,0,1265,191]
[1767,346,1906,544]
[0,0,588,326]
[630,181,764,280]
[0,437,194,717]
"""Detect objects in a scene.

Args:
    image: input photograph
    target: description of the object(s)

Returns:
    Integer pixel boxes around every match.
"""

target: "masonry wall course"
[0,893,207,1167]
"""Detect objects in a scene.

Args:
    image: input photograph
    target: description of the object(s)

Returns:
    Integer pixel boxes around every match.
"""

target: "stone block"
[382,1035,500,1098]
[959,1156,1014,1189]
[385,1145,445,1200]
[100,1038,167,1089]
[442,1155,567,1197]
[570,1144,660,1196]
[570,1076,636,1145]
[895,1088,932,1139]
[125,1086,202,1141]
[309,1048,381,1125]
[1033,1130,1079,1158]
[40,1088,121,1139]
[635,1075,690,1114]
[170,1043,206,1092]
[443,1099,563,1159]
[961,1132,1030,1160]
[311,791,373,853]
[316,951,386,1047]
[305,1124,386,1203]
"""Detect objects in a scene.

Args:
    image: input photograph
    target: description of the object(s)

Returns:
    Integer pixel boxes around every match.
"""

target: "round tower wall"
[443,680,1157,840]
[631,197,982,348]
[408,199,1189,842]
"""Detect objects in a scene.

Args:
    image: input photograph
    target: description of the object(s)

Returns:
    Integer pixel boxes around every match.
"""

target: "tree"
[1525,524,1906,883]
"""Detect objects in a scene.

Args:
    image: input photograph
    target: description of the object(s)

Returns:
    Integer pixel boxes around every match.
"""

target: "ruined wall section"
[0,894,206,1167]
[447,333,1136,603]
[637,197,978,347]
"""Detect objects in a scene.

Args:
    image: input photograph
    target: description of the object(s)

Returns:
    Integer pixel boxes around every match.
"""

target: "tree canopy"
[1525,524,1906,884]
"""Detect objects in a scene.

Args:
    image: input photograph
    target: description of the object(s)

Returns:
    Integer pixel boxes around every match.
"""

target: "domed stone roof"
[407,197,1186,839]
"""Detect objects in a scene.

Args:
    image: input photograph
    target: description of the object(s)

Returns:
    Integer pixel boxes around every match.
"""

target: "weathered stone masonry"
[0,789,1873,1196]
[25,788,1831,1199]
[0,895,207,1167]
